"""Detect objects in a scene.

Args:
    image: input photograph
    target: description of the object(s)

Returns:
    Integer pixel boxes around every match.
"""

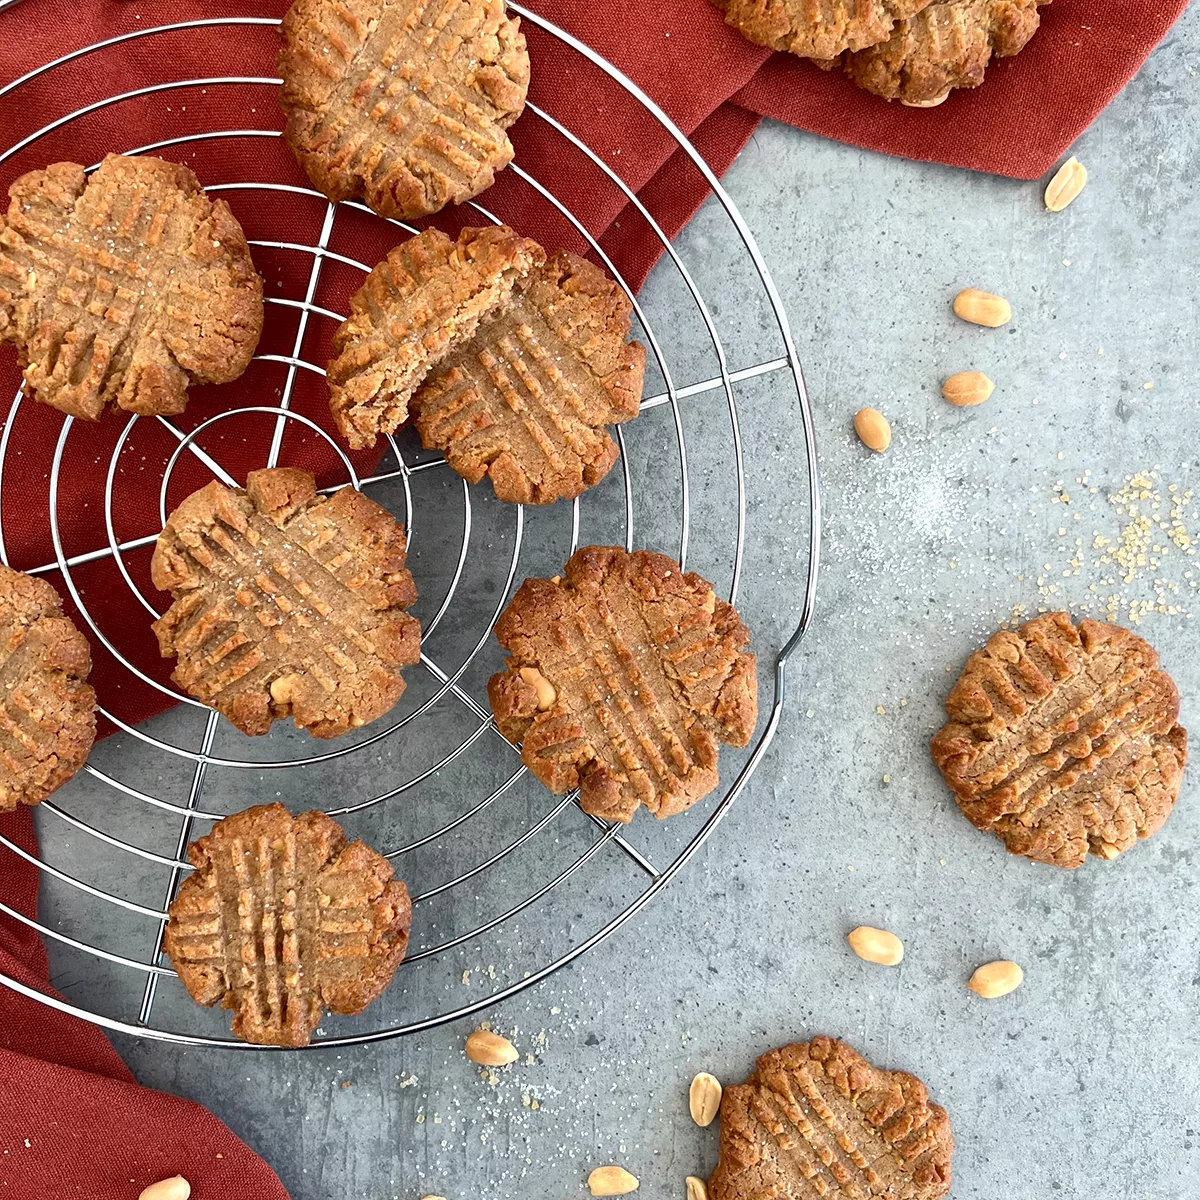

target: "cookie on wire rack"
[829,0,1049,105]
[163,803,413,1047]
[713,0,935,60]
[0,565,96,813]
[151,467,421,739]
[326,225,543,450]
[709,1038,953,1200]
[277,0,530,219]
[487,547,757,822]
[410,249,646,505]
[932,612,1187,868]
[0,154,263,420]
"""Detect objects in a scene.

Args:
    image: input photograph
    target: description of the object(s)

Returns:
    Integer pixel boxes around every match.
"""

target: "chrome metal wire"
[0,6,821,1047]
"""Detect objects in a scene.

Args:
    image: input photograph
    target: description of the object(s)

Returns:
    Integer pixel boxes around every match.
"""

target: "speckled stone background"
[30,8,1200,1198]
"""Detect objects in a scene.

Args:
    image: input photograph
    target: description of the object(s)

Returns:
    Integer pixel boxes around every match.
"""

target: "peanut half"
[968,960,1024,998]
[139,1180,191,1200]
[854,408,891,453]
[686,1177,710,1200]
[588,1166,640,1195]
[953,289,1011,328]
[1044,156,1087,212]
[689,1072,723,1127]
[518,665,557,711]
[847,926,904,966]
[942,372,995,407]
[465,1029,519,1066]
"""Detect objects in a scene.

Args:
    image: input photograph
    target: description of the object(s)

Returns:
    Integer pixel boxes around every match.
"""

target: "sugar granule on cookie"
[164,803,412,1046]
[151,467,421,738]
[410,250,646,505]
[327,225,543,450]
[278,0,529,219]
[0,565,96,812]
[932,611,1187,867]
[0,154,262,420]
[709,1038,953,1200]
[487,546,757,822]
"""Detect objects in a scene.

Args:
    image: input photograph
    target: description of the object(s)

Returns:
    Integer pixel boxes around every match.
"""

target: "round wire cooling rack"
[0,6,821,1048]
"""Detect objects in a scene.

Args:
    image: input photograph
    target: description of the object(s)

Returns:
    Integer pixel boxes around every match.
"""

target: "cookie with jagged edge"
[326,225,543,450]
[932,611,1187,868]
[278,0,529,219]
[164,803,413,1047]
[0,565,96,812]
[0,154,262,420]
[710,1038,954,1200]
[830,0,1049,105]
[410,250,646,505]
[151,467,421,738]
[713,0,934,60]
[487,547,757,822]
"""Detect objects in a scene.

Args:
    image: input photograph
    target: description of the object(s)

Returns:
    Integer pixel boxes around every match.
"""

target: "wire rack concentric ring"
[0,6,821,1048]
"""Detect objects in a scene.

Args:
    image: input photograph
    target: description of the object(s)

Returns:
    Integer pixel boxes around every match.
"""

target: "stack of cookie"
[714,0,1052,107]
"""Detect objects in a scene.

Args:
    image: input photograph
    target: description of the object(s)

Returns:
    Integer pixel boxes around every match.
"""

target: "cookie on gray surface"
[932,611,1187,868]
[710,1038,953,1200]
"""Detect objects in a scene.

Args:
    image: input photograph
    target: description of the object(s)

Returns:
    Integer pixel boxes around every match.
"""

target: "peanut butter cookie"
[487,547,757,822]
[832,0,1048,105]
[410,250,645,505]
[278,0,529,219]
[327,225,542,449]
[0,154,262,420]
[151,467,421,738]
[0,566,96,812]
[710,1038,953,1200]
[714,0,934,60]
[932,612,1187,868]
[164,803,412,1046]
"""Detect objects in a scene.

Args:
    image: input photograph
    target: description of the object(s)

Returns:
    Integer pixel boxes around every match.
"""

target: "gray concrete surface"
[29,9,1200,1198]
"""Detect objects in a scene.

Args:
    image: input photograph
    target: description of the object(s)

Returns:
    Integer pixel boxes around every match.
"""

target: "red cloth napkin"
[0,808,290,1198]
[0,1,1184,1196]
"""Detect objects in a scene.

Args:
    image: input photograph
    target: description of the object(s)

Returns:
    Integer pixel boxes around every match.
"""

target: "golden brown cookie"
[932,612,1187,868]
[832,0,1048,104]
[278,0,529,219]
[714,0,934,59]
[151,467,421,738]
[0,566,96,812]
[710,1038,953,1200]
[163,803,412,1046]
[0,154,262,420]
[487,547,757,822]
[410,250,646,505]
[327,225,543,450]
